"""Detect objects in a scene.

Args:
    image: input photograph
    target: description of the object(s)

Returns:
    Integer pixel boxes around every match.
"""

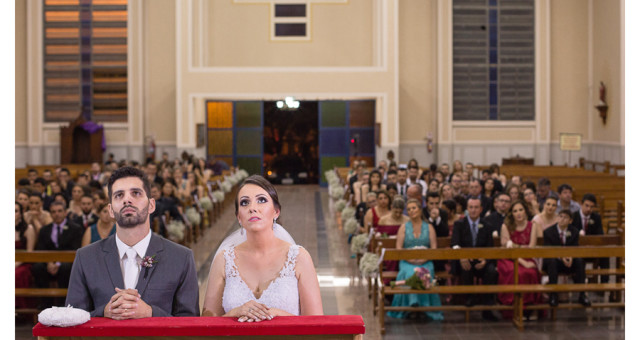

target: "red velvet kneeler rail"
[33,315,365,340]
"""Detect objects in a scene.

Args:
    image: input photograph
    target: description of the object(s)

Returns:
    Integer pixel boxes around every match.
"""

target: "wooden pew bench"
[374,240,624,333]
[15,251,76,320]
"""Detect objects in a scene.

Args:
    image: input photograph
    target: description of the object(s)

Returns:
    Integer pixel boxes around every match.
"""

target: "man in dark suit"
[451,197,499,321]
[32,201,84,307]
[423,192,449,237]
[467,179,492,216]
[570,193,608,283]
[543,209,591,307]
[66,167,199,318]
[483,192,512,236]
[72,194,99,229]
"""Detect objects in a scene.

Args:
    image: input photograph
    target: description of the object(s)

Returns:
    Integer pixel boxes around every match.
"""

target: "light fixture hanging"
[276,96,300,110]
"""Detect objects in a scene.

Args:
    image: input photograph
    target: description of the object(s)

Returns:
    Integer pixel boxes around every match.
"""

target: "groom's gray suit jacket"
[65,232,200,316]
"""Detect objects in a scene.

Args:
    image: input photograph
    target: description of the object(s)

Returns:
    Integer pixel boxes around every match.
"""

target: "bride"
[202,175,323,321]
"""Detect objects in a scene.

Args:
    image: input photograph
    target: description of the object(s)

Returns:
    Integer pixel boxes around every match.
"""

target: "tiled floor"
[15,185,625,339]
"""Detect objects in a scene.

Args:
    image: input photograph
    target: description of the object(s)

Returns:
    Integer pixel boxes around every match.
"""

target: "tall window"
[43,0,128,122]
[452,0,535,121]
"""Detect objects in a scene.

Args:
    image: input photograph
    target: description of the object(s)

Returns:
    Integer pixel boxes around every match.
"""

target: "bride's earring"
[273,218,277,230]
[239,223,244,235]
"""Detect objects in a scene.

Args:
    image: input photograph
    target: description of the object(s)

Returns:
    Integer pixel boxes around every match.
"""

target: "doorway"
[205,99,376,185]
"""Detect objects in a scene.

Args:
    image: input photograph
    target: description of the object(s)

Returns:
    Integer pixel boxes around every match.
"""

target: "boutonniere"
[588,219,594,225]
[477,223,484,229]
[140,255,158,279]
[62,225,68,230]
[565,231,572,238]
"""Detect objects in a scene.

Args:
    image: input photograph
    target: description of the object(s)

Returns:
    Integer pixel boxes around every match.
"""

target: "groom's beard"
[114,204,150,228]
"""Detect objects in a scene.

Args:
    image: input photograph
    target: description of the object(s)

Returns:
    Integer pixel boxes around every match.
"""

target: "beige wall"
[15,0,27,144]
[206,0,373,67]
[144,0,177,143]
[550,0,589,142]
[591,0,623,144]
[398,0,436,143]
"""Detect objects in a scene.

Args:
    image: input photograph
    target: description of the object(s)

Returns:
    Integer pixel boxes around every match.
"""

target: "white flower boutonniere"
[477,223,484,229]
[565,231,572,238]
[62,225,68,231]
[588,219,595,225]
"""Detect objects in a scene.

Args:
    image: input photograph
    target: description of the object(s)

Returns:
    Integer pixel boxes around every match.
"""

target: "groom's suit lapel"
[136,233,164,296]
[102,236,125,289]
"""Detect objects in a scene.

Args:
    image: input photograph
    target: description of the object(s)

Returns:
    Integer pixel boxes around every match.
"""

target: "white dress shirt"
[115,230,152,289]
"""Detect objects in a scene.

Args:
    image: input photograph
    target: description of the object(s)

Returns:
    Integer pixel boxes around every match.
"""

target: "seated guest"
[81,203,116,247]
[497,201,541,318]
[57,168,75,201]
[361,190,391,234]
[72,194,99,229]
[544,210,591,307]
[16,202,37,310]
[484,192,512,236]
[571,193,608,283]
[361,170,386,202]
[435,180,455,202]
[483,178,498,199]
[92,190,107,212]
[24,193,53,234]
[523,187,540,215]
[451,197,499,321]
[423,192,449,237]
[453,194,468,217]
[355,192,377,230]
[16,189,30,213]
[505,182,523,204]
[387,199,443,320]
[556,184,581,214]
[407,165,426,195]
[396,168,409,199]
[467,179,492,216]
[32,201,83,307]
[352,170,370,205]
[536,177,556,208]
[66,167,200,318]
[383,169,397,186]
[377,197,410,236]
[68,184,88,217]
[427,179,440,196]
[32,177,54,211]
[534,195,560,238]
[442,199,460,236]
[385,183,398,198]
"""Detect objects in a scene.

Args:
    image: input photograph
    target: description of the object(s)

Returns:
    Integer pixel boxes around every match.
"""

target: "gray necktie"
[471,222,477,246]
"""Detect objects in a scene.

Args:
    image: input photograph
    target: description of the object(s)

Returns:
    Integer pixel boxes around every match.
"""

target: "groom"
[66,167,199,318]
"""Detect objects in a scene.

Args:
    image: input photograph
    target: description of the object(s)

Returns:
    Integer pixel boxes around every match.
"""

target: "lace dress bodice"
[222,244,301,315]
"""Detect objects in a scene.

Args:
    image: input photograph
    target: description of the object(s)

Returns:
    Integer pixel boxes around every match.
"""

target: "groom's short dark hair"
[108,166,151,201]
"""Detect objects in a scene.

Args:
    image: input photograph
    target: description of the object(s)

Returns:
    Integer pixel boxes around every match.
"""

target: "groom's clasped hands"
[104,287,152,320]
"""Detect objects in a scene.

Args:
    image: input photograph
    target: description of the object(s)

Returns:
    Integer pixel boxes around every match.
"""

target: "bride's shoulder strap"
[281,244,302,277]
[223,245,239,277]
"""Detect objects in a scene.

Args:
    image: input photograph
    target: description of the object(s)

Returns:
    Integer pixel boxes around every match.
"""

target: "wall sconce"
[276,96,300,110]
[595,81,609,124]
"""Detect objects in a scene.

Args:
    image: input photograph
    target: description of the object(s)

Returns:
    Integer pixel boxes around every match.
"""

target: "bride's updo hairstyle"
[235,175,282,218]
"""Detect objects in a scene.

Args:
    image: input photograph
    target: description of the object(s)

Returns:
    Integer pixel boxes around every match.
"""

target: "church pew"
[374,238,624,333]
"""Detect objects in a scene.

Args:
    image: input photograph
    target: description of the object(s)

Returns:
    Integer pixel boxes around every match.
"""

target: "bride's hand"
[234,302,273,322]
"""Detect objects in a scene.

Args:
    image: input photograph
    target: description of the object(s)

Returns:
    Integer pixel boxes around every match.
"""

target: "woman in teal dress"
[81,203,116,247]
[387,198,443,320]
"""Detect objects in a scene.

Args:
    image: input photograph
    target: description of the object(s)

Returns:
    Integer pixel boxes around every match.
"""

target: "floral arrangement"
[334,199,347,212]
[226,175,239,186]
[350,233,369,254]
[343,218,358,235]
[167,220,186,243]
[341,207,356,223]
[330,185,345,200]
[238,169,249,179]
[220,181,232,193]
[139,255,158,268]
[390,267,435,290]
[186,207,202,226]
[359,252,380,278]
[199,196,213,211]
[212,190,225,202]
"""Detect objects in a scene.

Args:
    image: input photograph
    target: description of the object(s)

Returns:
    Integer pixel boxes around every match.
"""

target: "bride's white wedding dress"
[221,244,301,316]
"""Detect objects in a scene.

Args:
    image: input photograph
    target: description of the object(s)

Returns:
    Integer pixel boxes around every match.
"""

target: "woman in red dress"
[362,190,391,234]
[497,200,542,319]
[15,202,36,309]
